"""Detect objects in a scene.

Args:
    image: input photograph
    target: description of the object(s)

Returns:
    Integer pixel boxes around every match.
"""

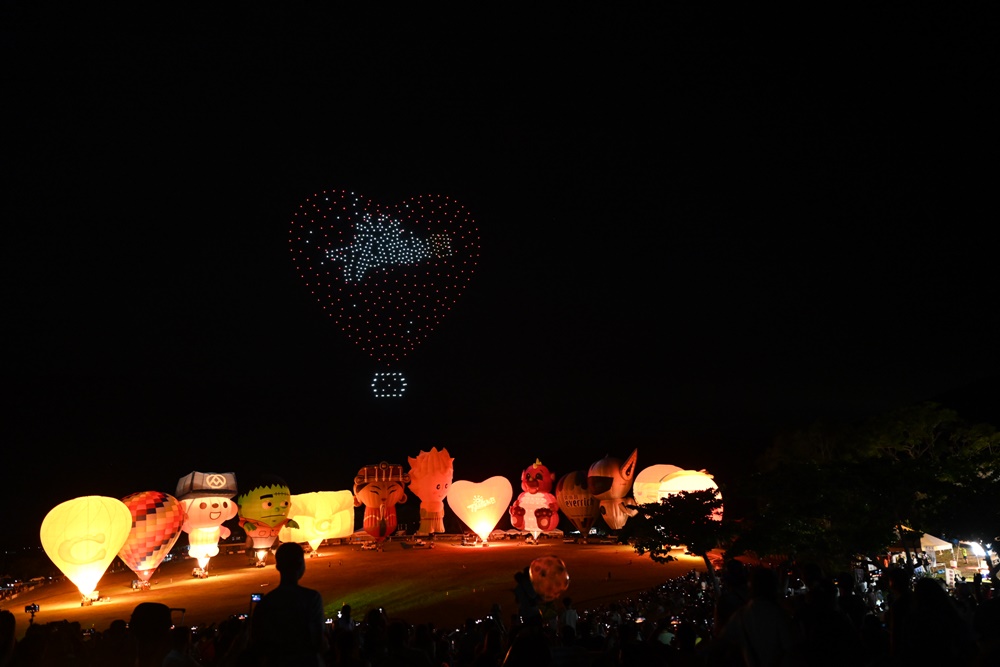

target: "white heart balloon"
[447,477,513,542]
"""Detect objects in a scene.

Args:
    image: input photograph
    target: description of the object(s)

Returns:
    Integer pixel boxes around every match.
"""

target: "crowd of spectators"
[2,558,999,666]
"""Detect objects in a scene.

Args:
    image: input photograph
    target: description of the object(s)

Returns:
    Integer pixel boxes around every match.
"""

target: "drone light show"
[289,190,480,395]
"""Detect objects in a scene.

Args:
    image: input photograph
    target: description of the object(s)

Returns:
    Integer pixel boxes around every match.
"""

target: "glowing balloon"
[176,471,239,570]
[407,447,454,534]
[510,459,560,539]
[118,491,185,584]
[237,475,297,564]
[448,477,514,543]
[632,464,683,505]
[587,449,639,531]
[279,491,356,551]
[555,471,600,537]
[353,462,410,544]
[288,190,480,395]
[40,496,132,599]
[658,469,724,520]
[529,555,570,602]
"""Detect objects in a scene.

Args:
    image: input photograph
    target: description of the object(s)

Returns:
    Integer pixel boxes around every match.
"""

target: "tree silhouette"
[619,488,729,596]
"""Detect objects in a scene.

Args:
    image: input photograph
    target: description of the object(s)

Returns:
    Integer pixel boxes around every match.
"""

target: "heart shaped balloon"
[289,190,480,385]
[447,477,513,543]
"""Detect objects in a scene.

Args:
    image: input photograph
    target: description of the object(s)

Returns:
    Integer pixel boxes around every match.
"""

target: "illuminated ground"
[12,538,706,639]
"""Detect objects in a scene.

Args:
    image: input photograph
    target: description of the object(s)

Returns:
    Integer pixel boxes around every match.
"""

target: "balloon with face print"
[509,459,560,539]
[176,471,239,571]
[237,475,298,565]
[353,462,409,544]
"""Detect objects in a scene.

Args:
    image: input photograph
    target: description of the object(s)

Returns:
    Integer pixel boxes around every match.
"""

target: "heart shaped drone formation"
[289,190,480,393]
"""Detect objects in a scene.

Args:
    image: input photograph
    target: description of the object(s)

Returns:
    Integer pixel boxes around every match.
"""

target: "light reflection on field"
[11,539,705,640]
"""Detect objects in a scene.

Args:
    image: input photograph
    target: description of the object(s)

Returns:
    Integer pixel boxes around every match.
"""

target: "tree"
[735,402,1000,578]
[619,488,730,596]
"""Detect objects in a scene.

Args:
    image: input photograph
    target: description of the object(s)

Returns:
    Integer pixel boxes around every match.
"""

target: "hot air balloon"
[509,459,560,540]
[237,475,298,566]
[406,447,454,534]
[176,471,239,575]
[555,471,600,540]
[278,491,355,553]
[288,190,480,396]
[353,462,410,548]
[40,496,132,604]
[118,491,185,587]
[587,449,639,531]
[631,464,683,505]
[448,476,514,544]
[658,469,724,520]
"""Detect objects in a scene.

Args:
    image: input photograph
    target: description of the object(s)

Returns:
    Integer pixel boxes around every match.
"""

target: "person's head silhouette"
[275,542,306,582]
[130,602,173,666]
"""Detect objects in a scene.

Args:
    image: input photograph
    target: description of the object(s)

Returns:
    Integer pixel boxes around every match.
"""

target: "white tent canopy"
[897,526,954,552]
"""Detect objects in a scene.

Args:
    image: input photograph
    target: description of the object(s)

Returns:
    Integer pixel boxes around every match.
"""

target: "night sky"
[3,10,996,549]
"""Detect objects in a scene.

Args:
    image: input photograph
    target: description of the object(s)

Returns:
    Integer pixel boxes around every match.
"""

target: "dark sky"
[3,9,996,548]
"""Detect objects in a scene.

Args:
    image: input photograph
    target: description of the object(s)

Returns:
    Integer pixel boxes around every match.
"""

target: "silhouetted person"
[714,558,750,635]
[336,604,356,633]
[714,566,795,666]
[163,624,203,666]
[883,566,913,660]
[375,619,433,667]
[130,601,175,667]
[897,576,977,662]
[248,542,329,666]
[0,610,15,667]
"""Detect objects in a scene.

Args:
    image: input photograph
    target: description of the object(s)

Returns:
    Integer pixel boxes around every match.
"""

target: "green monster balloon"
[237,475,298,566]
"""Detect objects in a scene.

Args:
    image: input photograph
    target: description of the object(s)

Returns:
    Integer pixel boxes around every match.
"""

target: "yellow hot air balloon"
[279,491,355,553]
[40,496,132,602]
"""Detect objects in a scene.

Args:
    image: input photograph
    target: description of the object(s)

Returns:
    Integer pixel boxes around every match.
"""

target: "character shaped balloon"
[509,459,560,539]
[406,447,454,534]
[353,462,409,544]
[118,491,185,586]
[279,490,356,553]
[288,190,480,396]
[555,471,601,540]
[447,476,514,544]
[40,496,132,602]
[176,471,239,572]
[237,475,298,565]
[587,448,639,531]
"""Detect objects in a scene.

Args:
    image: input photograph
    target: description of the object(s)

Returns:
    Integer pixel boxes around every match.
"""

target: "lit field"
[11,539,706,639]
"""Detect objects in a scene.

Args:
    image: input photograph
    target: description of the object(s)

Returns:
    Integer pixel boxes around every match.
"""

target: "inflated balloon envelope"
[631,464,683,505]
[447,477,513,543]
[118,491,185,584]
[658,469,724,520]
[40,496,133,599]
[529,555,570,602]
[279,491,355,551]
[555,471,600,537]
